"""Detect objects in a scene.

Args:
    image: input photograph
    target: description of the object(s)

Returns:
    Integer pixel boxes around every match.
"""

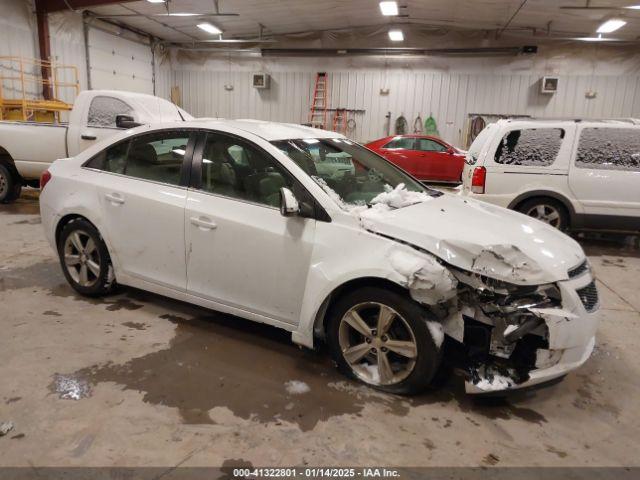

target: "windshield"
[272,138,438,208]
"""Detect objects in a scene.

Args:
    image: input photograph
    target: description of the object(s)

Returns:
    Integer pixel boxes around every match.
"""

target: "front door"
[92,129,195,289]
[413,138,455,182]
[68,95,137,156]
[185,131,316,325]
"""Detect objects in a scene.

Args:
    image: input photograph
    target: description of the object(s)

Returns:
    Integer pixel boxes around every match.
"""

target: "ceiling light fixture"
[197,22,223,34]
[168,13,200,17]
[146,0,165,3]
[379,1,399,16]
[596,18,626,33]
[624,5,640,9]
[388,29,404,41]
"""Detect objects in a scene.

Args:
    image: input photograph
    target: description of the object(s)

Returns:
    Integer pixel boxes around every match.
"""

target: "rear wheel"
[327,287,442,395]
[0,164,22,203]
[58,219,115,297]
[518,197,569,231]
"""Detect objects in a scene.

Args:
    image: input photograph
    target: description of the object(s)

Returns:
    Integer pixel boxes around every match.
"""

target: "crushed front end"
[435,259,600,393]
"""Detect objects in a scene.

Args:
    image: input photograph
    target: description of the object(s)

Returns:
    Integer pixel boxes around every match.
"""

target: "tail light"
[471,166,486,194]
[40,170,52,190]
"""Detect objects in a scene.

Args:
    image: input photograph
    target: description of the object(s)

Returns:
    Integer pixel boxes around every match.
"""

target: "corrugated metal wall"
[0,0,39,99]
[173,69,640,146]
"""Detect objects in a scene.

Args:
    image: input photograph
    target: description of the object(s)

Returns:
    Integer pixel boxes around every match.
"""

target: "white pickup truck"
[0,90,192,203]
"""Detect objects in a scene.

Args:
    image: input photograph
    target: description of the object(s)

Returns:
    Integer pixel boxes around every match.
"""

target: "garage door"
[88,28,153,95]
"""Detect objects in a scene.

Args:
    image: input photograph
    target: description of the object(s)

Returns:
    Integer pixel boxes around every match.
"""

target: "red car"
[365,135,466,183]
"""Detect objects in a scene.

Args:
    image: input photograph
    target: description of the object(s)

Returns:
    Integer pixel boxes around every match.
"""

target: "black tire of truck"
[0,163,22,204]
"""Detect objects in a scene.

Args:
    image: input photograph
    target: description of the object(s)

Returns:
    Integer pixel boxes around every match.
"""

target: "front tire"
[0,164,22,204]
[327,287,442,395]
[58,219,115,297]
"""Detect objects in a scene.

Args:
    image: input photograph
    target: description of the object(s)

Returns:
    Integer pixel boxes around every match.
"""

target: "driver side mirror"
[279,187,300,217]
[446,146,455,155]
[116,114,142,129]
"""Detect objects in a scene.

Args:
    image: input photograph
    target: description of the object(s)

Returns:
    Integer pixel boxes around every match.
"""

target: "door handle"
[81,134,97,140]
[105,193,125,205]
[190,216,217,231]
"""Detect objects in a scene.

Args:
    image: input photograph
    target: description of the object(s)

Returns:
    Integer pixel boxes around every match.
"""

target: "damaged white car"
[39,120,600,394]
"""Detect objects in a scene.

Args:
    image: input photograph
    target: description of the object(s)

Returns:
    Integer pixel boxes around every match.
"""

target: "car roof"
[143,119,345,142]
[495,118,640,128]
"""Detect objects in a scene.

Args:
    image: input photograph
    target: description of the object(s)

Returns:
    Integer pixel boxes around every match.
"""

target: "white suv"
[460,119,640,231]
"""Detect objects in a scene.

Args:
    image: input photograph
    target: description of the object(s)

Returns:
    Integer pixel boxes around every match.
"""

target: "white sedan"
[39,120,599,394]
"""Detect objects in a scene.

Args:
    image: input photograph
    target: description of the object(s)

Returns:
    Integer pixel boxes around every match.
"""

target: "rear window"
[576,128,640,171]
[494,128,564,166]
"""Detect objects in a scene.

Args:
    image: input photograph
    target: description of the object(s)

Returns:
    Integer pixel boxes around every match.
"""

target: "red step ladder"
[309,72,328,129]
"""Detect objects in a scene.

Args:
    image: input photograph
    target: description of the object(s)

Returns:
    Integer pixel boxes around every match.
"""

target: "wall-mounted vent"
[252,73,270,89]
[541,76,559,94]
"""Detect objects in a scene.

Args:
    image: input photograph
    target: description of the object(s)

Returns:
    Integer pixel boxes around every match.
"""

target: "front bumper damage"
[437,261,599,394]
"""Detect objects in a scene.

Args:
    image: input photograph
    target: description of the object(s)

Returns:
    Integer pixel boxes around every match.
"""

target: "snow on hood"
[359,193,584,285]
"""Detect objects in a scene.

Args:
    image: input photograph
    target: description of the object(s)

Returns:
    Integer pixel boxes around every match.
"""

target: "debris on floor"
[0,421,14,437]
[49,373,92,400]
[284,380,311,395]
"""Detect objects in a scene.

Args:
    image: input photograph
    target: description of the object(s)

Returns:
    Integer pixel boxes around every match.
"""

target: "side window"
[85,141,129,174]
[125,131,190,185]
[494,128,564,166]
[576,128,640,171]
[200,134,294,207]
[383,137,415,149]
[416,138,447,152]
[87,96,134,128]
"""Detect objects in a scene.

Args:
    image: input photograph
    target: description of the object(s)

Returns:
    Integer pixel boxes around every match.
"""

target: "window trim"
[190,129,331,221]
[81,128,198,188]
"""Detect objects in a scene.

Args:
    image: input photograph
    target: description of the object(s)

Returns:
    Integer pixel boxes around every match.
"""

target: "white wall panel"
[172,68,640,147]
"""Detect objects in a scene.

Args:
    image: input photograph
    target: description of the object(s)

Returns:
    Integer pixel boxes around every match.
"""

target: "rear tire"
[517,197,569,231]
[57,218,115,297]
[0,163,22,204]
[327,287,442,395]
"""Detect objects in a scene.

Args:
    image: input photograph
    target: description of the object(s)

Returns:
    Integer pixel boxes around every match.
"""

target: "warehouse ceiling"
[81,0,640,44]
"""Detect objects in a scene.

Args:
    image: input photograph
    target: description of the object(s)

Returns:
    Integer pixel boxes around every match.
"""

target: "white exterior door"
[185,132,316,325]
[568,125,640,218]
[92,130,194,289]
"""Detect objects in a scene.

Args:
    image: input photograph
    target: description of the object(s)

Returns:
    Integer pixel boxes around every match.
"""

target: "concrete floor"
[1,191,639,468]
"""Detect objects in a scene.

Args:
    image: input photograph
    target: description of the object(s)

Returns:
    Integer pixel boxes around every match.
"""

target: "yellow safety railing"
[0,56,80,123]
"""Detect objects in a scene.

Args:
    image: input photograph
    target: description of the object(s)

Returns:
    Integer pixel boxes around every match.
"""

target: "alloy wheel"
[526,204,561,228]
[338,302,418,386]
[63,230,101,287]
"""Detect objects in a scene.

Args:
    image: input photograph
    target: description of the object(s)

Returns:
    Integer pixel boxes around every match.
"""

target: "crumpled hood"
[362,194,585,285]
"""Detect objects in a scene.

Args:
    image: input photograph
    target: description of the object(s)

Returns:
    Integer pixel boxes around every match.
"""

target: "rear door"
[466,123,575,205]
[569,124,640,221]
[86,129,195,289]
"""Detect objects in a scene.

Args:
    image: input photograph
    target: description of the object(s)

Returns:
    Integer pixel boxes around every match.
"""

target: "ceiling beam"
[35,0,138,14]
